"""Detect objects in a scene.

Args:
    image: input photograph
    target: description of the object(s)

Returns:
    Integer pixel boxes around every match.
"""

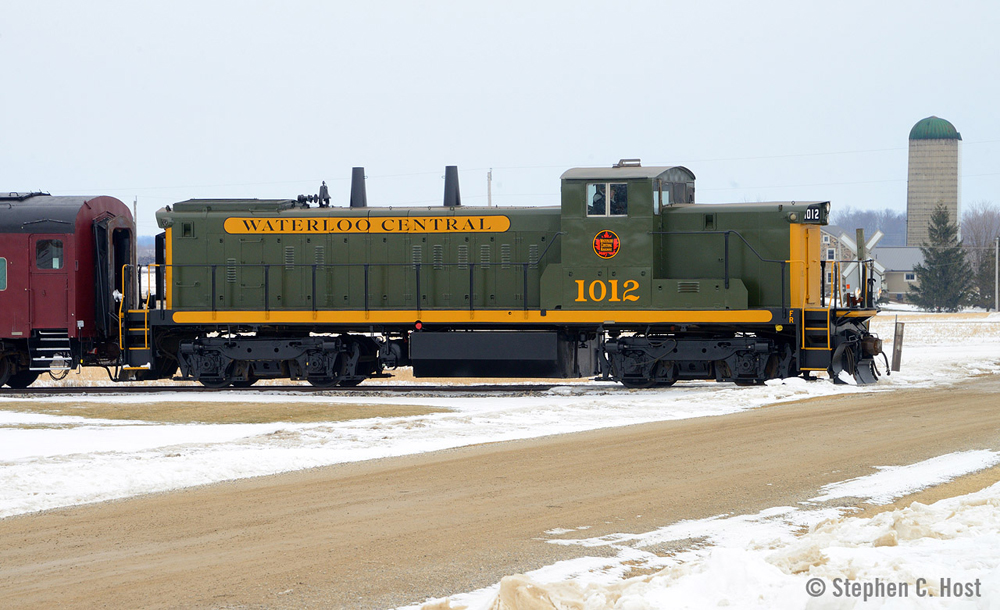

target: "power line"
[59,138,1000,194]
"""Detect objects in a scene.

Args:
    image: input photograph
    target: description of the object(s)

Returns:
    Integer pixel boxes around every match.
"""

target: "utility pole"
[487,169,493,207]
[856,228,866,305]
[133,196,138,224]
[995,236,998,312]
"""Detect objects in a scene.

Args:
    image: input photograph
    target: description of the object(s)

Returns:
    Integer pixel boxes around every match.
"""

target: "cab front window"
[586,183,627,217]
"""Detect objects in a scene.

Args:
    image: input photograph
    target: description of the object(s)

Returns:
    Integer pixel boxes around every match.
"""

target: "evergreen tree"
[908,203,973,312]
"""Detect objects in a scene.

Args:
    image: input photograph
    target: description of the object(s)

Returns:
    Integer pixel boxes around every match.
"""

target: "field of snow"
[1,312,999,608]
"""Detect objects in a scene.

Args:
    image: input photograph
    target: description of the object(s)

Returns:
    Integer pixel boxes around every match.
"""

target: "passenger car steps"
[29,329,73,371]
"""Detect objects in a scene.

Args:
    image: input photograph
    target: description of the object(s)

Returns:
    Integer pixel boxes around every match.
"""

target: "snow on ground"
[407,452,1000,610]
[2,313,1000,607]
[0,313,997,519]
[396,313,1000,610]
[810,451,1000,505]
[0,378,864,518]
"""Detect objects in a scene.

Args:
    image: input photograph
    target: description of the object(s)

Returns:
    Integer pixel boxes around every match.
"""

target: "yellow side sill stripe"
[171,309,775,326]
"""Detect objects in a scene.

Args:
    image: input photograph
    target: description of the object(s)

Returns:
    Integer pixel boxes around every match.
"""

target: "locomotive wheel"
[652,360,676,388]
[620,376,656,389]
[337,377,365,387]
[198,377,232,388]
[7,370,39,389]
[307,376,341,388]
[198,363,233,388]
[307,353,346,387]
[0,357,12,387]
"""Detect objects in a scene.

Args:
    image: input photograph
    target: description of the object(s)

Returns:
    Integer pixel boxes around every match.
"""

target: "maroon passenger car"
[0,193,134,387]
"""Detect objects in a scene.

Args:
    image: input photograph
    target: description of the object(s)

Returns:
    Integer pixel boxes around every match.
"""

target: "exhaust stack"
[350,167,367,208]
[443,166,461,207]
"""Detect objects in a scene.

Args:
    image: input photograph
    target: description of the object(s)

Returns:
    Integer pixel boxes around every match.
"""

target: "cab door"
[564,181,651,309]
[29,235,69,329]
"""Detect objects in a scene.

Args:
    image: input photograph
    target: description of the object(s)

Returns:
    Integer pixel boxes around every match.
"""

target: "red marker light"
[415,321,422,330]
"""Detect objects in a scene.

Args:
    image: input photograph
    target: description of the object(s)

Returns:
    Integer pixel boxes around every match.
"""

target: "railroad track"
[0,383,574,396]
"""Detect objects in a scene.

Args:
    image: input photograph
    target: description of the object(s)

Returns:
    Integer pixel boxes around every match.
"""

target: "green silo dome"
[909,116,962,140]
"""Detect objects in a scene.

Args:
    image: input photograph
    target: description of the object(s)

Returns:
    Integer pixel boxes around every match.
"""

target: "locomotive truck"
[1,160,885,388]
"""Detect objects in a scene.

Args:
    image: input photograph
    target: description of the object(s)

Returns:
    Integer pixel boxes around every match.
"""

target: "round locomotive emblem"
[593,230,620,259]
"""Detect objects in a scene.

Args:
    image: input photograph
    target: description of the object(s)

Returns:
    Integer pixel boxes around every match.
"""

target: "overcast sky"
[3,0,998,235]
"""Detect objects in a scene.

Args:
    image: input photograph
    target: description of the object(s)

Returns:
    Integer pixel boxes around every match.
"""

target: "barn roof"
[870,246,924,272]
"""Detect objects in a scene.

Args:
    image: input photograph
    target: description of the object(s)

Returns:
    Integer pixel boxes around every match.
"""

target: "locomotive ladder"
[118,264,155,371]
[121,309,153,371]
[28,329,73,371]
[799,308,831,372]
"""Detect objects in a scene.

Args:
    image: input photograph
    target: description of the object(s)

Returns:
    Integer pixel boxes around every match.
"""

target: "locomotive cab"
[541,162,698,312]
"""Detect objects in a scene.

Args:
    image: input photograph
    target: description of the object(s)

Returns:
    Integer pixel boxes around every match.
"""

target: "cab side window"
[36,240,64,270]
[654,179,672,214]
[587,184,606,215]
[586,183,627,217]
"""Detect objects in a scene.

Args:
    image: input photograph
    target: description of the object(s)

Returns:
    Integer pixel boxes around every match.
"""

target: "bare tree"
[961,200,1000,310]
[832,207,907,246]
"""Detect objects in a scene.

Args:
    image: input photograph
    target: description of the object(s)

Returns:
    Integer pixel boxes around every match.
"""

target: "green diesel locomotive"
[119,160,883,387]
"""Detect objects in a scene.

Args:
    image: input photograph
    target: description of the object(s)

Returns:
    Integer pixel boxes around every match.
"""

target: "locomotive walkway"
[1,376,999,609]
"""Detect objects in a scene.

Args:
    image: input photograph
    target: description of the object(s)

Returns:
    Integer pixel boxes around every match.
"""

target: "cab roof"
[560,165,696,181]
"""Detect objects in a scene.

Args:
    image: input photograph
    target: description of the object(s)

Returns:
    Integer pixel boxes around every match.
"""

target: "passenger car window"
[36,240,64,270]
[587,183,627,217]
[0,257,6,290]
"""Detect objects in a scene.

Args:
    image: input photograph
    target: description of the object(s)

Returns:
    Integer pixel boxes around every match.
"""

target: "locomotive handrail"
[165,260,543,313]
[536,231,565,264]
[650,230,790,315]
[118,264,160,355]
[825,258,877,310]
[117,265,127,353]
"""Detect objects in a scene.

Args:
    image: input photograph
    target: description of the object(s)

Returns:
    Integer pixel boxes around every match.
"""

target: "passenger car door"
[29,235,69,329]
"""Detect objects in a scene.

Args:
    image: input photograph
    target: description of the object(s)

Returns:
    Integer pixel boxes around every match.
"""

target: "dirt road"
[2,377,1000,609]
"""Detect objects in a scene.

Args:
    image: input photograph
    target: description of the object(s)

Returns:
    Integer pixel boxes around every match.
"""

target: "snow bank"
[411,451,1000,610]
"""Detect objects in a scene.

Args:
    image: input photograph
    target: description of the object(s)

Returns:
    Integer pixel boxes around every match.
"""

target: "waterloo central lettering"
[223,216,512,234]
